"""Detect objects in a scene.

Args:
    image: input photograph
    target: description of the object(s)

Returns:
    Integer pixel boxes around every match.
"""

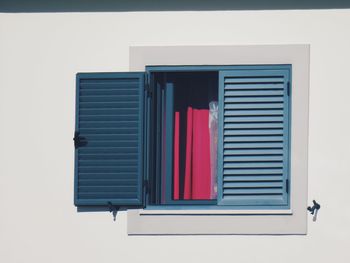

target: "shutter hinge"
[143,179,149,194]
[73,131,87,149]
[144,74,152,96]
[287,82,291,96]
[286,179,289,193]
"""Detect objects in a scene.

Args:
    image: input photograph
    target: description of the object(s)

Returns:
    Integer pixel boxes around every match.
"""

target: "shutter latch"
[108,202,120,221]
[286,179,289,193]
[73,132,87,149]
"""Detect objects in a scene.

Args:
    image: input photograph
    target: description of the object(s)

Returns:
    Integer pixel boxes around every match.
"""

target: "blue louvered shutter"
[74,72,145,207]
[217,68,290,207]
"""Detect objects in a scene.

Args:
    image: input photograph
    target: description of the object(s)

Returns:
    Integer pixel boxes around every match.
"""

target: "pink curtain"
[184,107,193,199]
[182,107,211,200]
[192,109,211,199]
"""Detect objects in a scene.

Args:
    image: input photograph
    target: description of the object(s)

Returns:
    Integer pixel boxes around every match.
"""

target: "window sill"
[127,208,305,235]
[139,209,293,215]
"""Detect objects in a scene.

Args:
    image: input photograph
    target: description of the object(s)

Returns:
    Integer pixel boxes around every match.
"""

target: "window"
[75,45,309,234]
[147,65,290,209]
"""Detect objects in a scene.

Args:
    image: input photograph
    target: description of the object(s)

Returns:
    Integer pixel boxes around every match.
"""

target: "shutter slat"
[80,88,138,96]
[80,108,139,115]
[222,195,284,203]
[224,83,284,90]
[223,168,283,175]
[224,155,283,162]
[79,127,138,135]
[80,115,139,122]
[79,134,138,141]
[225,90,284,96]
[80,82,139,88]
[224,136,283,142]
[79,166,138,173]
[79,160,138,166]
[223,188,283,194]
[224,149,283,155]
[82,147,138,152]
[80,77,139,83]
[224,182,283,188]
[80,95,139,102]
[78,186,138,193]
[224,142,283,149]
[224,175,283,182]
[79,101,139,109]
[74,72,144,206]
[79,153,138,160]
[78,193,138,199]
[224,129,284,136]
[225,116,284,122]
[224,77,284,83]
[224,123,283,129]
[80,121,138,129]
[225,109,283,116]
[224,103,284,109]
[79,179,138,186]
[79,147,138,154]
[224,162,283,169]
[81,141,139,147]
[218,68,290,207]
[225,96,283,103]
[79,173,138,180]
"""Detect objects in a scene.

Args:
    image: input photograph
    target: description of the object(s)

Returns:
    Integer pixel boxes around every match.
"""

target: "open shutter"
[74,72,145,207]
[218,68,290,207]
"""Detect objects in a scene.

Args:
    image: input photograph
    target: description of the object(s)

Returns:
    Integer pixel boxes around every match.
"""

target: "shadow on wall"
[1,0,350,12]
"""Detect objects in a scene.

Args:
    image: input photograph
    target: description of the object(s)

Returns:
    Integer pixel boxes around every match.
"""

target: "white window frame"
[127,45,310,235]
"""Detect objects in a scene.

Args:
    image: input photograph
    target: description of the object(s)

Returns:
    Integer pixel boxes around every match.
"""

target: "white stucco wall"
[0,9,349,263]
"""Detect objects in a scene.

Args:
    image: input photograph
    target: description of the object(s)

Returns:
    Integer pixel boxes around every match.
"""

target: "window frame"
[145,65,291,210]
[128,45,309,235]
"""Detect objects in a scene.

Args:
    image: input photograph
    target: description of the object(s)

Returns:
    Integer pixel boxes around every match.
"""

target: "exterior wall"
[0,9,349,263]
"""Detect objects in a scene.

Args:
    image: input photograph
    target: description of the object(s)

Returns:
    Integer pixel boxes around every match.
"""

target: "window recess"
[149,71,219,206]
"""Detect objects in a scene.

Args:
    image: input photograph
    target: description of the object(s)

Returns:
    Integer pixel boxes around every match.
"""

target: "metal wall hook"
[308,200,321,221]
